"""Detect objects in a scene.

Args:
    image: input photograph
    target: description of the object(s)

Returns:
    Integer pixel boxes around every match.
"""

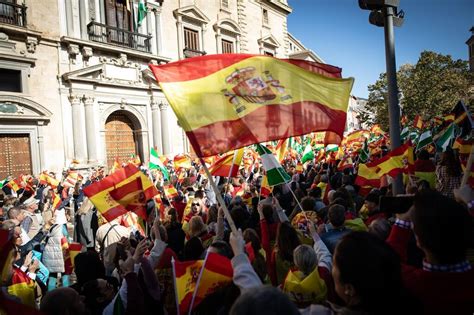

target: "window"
[222,39,234,54]
[184,27,199,50]
[262,9,269,25]
[105,0,132,31]
[222,0,229,8]
[264,51,274,56]
[0,69,22,92]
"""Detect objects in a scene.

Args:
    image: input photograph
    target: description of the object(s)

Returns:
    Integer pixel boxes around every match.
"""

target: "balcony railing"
[87,20,151,53]
[0,1,27,27]
[183,47,206,58]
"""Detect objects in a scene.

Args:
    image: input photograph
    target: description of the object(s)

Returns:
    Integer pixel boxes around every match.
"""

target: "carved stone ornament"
[81,46,93,61]
[67,44,80,63]
[99,53,140,69]
[26,36,38,54]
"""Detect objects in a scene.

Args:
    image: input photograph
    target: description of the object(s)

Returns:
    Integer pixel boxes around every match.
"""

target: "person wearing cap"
[22,196,41,239]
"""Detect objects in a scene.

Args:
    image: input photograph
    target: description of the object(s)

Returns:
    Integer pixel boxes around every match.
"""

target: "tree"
[358,51,473,128]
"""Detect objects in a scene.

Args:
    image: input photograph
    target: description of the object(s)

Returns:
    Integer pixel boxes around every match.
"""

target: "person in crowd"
[21,197,42,239]
[320,205,351,254]
[163,207,186,258]
[435,149,462,199]
[368,218,391,240]
[363,191,386,225]
[387,190,474,314]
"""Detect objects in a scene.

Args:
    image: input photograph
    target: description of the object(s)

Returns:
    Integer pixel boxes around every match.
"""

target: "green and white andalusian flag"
[149,147,169,180]
[359,139,369,163]
[416,130,433,152]
[400,126,410,141]
[435,123,455,152]
[301,144,314,164]
[256,144,291,186]
[137,0,147,27]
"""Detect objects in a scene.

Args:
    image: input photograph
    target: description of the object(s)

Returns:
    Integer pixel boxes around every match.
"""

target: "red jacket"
[387,225,474,315]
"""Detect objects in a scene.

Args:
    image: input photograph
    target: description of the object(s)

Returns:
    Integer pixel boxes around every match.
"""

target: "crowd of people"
[0,145,473,315]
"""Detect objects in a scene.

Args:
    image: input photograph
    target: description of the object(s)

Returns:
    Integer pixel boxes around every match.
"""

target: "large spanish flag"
[355,143,414,187]
[83,164,158,222]
[150,54,354,157]
[172,252,233,314]
[208,148,244,177]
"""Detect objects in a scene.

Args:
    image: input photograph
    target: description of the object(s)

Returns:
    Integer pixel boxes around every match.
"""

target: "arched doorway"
[105,111,139,169]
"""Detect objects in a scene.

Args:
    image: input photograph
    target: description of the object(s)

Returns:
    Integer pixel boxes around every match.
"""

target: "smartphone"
[379,196,415,214]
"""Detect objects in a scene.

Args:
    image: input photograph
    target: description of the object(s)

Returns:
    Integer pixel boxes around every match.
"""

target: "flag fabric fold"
[256,144,290,186]
[83,164,158,222]
[172,252,233,314]
[355,143,414,187]
[150,54,354,157]
[149,148,170,180]
[208,148,244,178]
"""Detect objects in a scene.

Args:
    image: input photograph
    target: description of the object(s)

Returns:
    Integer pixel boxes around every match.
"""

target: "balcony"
[87,20,151,53]
[183,47,206,58]
[0,1,27,27]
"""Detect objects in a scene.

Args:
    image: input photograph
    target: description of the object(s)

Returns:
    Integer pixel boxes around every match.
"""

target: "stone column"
[83,96,98,163]
[236,35,241,53]
[65,0,74,36]
[154,7,163,55]
[215,28,221,54]
[94,0,101,22]
[69,95,87,162]
[99,0,106,25]
[146,8,156,54]
[159,102,171,155]
[37,121,45,171]
[79,0,89,39]
[151,99,163,154]
[176,15,183,59]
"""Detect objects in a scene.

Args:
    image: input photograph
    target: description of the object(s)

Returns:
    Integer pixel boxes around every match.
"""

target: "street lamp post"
[359,0,405,195]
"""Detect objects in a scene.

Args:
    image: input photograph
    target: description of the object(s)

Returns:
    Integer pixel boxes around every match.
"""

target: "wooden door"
[105,112,138,169]
[0,134,32,179]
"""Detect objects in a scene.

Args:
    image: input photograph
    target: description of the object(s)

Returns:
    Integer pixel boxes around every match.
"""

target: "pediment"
[174,5,210,24]
[214,19,242,35]
[258,35,280,48]
[62,62,160,88]
[0,95,51,122]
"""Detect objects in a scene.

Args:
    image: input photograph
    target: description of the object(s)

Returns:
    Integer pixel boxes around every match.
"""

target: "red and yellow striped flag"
[295,161,303,174]
[355,143,414,187]
[51,191,61,210]
[173,154,192,170]
[172,252,233,314]
[39,172,59,189]
[163,184,178,200]
[7,268,35,307]
[413,115,424,130]
[453,137,472,155]
[276,138,288,162]
[150,54,353,157]
[413,159,436,189]
[83,164,158,222]
[6,179,21,193]
[260,174,273,197]
[63,171,83,188]
[208,148,244,177]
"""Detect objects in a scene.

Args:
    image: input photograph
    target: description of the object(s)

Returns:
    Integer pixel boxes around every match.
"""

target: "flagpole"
[171,257,180,315]
[224,150,238,195]
[199,158,238,234]
[188,249,210,315]
[461,138,474,187]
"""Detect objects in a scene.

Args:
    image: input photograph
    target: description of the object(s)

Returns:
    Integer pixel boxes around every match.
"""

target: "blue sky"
[287,0,474,98]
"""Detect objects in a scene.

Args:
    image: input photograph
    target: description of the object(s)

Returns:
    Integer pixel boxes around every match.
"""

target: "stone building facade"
[0,0,325,177]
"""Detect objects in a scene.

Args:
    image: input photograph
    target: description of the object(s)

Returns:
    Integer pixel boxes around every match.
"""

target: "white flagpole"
[171,257,180,315]
[188,249,210,314]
